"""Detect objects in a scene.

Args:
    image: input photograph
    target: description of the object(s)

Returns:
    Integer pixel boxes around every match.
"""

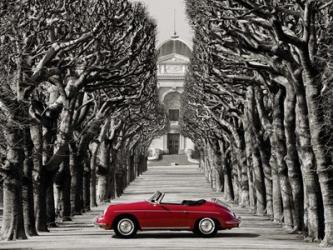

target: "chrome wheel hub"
[199,218,215,234]
[118,218,134,235]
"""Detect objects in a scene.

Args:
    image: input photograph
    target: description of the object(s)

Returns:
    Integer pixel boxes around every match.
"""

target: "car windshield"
[148,191,162,203]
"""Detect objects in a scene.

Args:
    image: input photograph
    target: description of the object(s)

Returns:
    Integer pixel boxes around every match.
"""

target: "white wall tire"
[197,218,217,237]
[114,217,137,238]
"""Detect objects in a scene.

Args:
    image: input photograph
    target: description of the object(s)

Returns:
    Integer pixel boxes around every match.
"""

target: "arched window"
[169,109,179,121]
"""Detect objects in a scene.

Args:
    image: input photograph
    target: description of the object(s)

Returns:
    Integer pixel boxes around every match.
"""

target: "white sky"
[130,0,193,46]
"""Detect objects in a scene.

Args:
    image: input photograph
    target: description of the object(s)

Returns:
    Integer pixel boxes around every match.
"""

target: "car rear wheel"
[114,217,137,238]
[196,218,217,237]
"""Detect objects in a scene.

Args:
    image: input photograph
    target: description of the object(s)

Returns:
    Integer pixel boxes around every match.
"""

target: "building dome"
[158,36,192,58]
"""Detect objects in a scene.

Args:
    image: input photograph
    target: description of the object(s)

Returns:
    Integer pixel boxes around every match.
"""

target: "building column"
[163,134,168,154]
[179,134,185,154]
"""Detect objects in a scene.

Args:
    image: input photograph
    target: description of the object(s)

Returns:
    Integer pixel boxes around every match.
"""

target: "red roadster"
[96,191,240,237]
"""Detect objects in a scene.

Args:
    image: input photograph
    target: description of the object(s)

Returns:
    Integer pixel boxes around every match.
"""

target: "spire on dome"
[171,9,179,39]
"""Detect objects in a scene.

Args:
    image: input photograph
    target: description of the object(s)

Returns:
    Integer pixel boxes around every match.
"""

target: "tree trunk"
[234,149,243,204]
[271,156,283,223]
[257,141,273,217]
[62,158,72,221]
[109,149,118,199]
[54,156,71,222]
[30,124,49,232]
[69,143,82,215]
[42,113,59,229]
[129,152,135,182]
[0,125,27,240]
[252,89,272,216]
[83,156,91,212]
[77,140,92,212]
[133,151,139,178]
[294,78,323,241]
[236,128,250,208]
[54,181,61,220]
[255,89,276,217]
[254,89,282,220]
[22,129,38,236]
[89,142,98,207]
[223,152,234,201]
[215,168,223,193]
[252,145,266,216]
[303,72,332,246]
[272,87,294,229]
[96,141,110,204]
[284,85,304,232]
[245,126,256,212]
[133,150,140,178]
[214,141,223,194]
[203,145,211,181]
[143,155,148,173]
[239,152,249,208]
[246,87,265,214]
[46,178,56,227]
[210,142,221,192]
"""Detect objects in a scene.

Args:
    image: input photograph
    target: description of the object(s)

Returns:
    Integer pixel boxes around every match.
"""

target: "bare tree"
[184,0,333,246]
[0,0,164,241]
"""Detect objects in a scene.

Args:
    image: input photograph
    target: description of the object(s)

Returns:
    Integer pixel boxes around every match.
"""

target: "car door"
[159,203,190,229]
[138,202,171,229]
[139,203,189,229]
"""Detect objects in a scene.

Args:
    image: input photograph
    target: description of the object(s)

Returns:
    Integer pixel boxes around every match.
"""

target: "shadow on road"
[112,232,260,239]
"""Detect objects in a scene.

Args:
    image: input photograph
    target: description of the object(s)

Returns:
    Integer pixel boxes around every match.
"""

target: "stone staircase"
[148,154,193,166]
[114,165,214,203]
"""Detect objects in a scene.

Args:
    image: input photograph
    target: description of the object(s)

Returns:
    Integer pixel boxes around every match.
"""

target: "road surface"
[0,165,321,250]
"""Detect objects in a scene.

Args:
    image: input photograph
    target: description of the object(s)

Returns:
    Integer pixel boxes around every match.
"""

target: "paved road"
[0,165,321,250]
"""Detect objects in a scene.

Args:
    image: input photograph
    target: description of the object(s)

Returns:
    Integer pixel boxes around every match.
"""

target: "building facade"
[149,35,195,155]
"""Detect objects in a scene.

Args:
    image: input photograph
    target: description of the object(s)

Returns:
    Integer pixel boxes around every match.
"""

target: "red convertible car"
[96,191,240,237]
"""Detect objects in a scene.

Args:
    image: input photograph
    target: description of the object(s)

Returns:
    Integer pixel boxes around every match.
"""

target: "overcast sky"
[131,0,193,46]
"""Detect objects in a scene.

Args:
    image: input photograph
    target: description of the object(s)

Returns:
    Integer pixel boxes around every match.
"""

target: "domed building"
[149,34,195,157]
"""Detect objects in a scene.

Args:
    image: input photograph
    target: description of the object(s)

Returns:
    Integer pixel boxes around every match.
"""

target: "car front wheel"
[114,217,137,238]
[196,218,217,237]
